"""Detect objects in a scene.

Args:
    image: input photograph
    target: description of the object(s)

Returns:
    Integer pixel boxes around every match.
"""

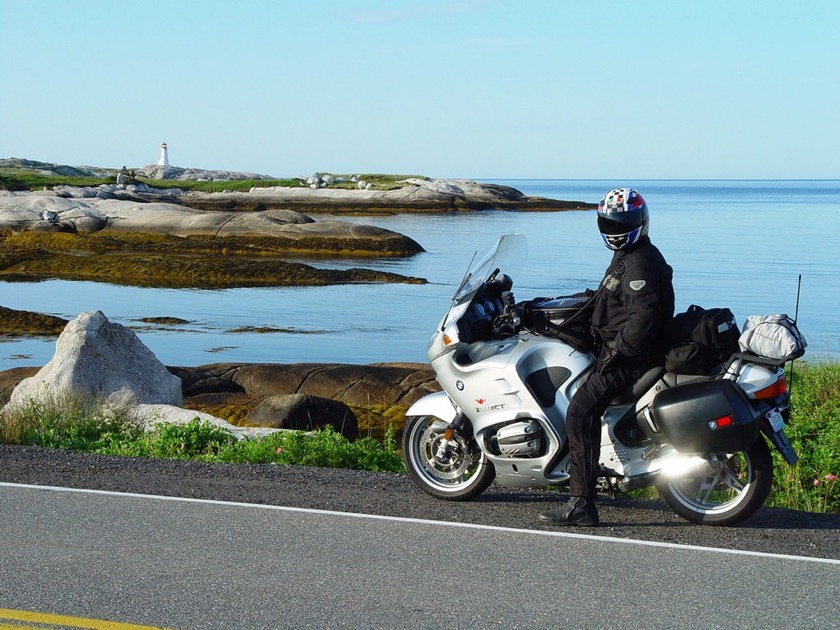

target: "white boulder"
[132,404,281,440]
[5,311,183,412]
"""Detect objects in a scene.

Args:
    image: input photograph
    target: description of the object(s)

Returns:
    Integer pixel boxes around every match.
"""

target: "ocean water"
[2,180,838,370]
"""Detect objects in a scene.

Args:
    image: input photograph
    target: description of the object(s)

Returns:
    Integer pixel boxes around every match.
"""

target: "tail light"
[753,374,788,400]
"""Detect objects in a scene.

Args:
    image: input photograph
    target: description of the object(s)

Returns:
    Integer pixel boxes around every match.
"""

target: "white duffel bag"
[738,314,807,361]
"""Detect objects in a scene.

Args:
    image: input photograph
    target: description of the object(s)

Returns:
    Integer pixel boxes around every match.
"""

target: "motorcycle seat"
[661,367,720,388]
[611,365,666,404]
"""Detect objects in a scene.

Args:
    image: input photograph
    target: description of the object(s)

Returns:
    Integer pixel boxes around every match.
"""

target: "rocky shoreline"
[0,305,436,442]
[0,177,594,234]
[0,360,436,440]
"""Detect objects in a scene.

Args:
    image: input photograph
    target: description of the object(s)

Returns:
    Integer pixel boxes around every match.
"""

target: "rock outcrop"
[0,194,423,253]
[182,178,594,214]
[134,164,276,181]
[169,362,437,408]
[4,311,183,411]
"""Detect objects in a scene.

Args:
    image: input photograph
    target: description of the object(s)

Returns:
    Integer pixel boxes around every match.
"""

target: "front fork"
[434,412,469,462]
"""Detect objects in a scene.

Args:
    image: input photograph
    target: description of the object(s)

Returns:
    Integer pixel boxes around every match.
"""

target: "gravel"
[2,444,838,561]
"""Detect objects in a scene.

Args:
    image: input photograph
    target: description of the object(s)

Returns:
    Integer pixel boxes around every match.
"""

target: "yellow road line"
[0,609,174,630]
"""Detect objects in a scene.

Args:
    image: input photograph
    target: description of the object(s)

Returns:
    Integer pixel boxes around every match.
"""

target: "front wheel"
[657,437,773,526]
[402,415,495,501]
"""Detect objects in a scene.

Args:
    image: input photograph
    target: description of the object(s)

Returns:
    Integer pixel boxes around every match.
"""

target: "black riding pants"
[565,363,647,498]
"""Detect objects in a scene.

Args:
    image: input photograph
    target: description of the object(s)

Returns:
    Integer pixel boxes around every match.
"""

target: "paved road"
[1,482,838,630]
[1,445,839,629]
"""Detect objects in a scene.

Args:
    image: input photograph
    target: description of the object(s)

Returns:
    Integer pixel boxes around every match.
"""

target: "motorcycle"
[402,233,802,525]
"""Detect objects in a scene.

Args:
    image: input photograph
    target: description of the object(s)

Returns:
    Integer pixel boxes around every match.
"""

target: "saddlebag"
[664,305,741,374]
[521,295,595,352]
[644,379,758,453]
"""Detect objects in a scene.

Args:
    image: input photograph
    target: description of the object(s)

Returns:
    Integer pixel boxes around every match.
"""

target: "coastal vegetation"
[0,230,426,289]
[0,361,837,513]
[0,170,421,194]
[0,399,403,472]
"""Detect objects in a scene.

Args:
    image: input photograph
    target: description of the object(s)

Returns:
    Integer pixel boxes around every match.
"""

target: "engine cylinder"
[495,420,544,457]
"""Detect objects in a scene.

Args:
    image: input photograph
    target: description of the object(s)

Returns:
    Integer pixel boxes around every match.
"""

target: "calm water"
[2,180,838,370]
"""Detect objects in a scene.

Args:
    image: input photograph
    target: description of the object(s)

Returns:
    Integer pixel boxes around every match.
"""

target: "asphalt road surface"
[1,445,839,629]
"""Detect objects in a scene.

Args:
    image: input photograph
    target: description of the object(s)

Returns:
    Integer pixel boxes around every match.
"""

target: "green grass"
[144,178,301,192]
[0,173,112,191]
[0,171,423,193]
[0,396,404,472]
[765,361,840,513]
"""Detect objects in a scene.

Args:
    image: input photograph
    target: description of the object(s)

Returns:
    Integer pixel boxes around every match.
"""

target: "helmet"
[597,188,649,251]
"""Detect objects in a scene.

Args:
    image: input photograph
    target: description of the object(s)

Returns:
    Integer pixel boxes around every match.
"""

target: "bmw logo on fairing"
[456,380,464,391]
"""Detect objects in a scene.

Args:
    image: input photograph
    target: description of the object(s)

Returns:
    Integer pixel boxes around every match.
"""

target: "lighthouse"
[158,142,169,166]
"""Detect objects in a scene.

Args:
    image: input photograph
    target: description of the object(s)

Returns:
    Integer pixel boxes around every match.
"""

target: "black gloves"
[596,340,621,373]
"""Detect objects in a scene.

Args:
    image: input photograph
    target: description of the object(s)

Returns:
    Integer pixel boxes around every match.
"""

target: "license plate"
[766,408,785,432]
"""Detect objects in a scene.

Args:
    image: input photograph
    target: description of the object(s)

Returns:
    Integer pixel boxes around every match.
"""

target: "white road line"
[3,481,838,566]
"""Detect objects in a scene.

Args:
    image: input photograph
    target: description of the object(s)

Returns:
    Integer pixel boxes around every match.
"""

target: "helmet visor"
[598,214,641,236]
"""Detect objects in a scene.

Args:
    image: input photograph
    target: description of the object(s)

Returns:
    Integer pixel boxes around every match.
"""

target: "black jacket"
[591,236,675,360]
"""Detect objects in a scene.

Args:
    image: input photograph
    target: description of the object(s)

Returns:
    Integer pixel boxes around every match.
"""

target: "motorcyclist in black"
[539,188,674,526]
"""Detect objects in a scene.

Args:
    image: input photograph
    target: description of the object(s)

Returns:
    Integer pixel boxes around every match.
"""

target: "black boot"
[538,496,599,527]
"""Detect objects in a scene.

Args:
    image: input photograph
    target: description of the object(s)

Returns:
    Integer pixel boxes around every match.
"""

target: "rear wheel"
[657,437,773,526]
[402,415,495,501]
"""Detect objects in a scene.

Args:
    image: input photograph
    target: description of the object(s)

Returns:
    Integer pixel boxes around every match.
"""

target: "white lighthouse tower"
[158,142,170,166]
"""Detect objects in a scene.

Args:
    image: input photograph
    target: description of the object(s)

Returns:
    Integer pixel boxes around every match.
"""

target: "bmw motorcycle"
[402,233,801,525]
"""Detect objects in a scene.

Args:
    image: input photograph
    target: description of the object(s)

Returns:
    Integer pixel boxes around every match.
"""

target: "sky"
[1,0,838,179]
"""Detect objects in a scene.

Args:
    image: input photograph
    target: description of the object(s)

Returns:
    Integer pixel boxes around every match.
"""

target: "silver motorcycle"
[402,233,801,525]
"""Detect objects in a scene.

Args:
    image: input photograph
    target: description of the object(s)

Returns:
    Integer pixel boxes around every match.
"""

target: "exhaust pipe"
[659,454,715,479]
[618,454,715,492]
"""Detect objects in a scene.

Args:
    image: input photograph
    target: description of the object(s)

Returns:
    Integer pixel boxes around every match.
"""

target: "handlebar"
[492,290,522,336]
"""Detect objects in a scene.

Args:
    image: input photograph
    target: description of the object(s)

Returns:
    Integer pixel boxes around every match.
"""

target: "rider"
[539,188,675,526]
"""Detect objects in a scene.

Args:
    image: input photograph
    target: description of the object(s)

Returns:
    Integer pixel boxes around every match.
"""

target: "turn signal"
[754,375,788,400]
[443,333,454,346]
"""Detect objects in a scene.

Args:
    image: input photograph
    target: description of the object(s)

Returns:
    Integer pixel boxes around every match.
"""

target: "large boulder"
[246,394,358,439]
[4,311,183,411]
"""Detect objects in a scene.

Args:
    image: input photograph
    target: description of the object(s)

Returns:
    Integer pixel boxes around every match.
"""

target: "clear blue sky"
[1,0,837,179]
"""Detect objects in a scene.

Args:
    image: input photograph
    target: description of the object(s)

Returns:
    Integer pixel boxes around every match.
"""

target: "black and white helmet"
[597,188,649,251]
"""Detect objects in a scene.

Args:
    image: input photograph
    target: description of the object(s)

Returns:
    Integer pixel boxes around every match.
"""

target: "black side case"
[646,379,758,453]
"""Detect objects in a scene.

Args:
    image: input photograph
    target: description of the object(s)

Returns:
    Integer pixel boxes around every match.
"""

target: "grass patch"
[0,396,403,472]
[0,173,113,191]
[765,361,840,513]
[0,171,424,193]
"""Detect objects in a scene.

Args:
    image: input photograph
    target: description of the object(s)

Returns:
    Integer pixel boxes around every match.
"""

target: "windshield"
[452,233,528,305]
